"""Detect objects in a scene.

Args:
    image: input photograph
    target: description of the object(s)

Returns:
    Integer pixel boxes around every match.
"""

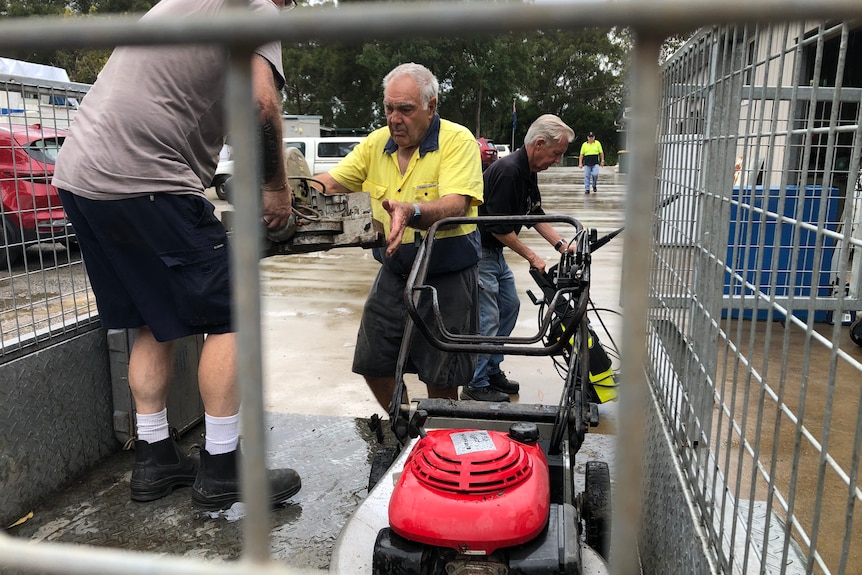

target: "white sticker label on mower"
[450,431,496,455]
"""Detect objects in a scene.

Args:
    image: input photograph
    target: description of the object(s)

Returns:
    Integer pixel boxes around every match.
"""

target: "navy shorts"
[352,264,478,390]
[60,190,232,342]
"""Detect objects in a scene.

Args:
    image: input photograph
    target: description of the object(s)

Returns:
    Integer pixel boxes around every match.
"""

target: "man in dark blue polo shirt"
[461,114,575,402]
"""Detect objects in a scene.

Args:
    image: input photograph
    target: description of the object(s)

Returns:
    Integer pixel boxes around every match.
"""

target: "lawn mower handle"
[403,214,589,357]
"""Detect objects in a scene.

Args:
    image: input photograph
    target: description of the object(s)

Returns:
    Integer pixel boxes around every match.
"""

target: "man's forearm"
[252,55,286,188]
[494,231,542,268]
[314,173,352,195]
[413,194,471,228]
[260,117,284,185]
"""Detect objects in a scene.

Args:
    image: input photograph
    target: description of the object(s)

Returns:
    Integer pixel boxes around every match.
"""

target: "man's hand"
[381,194,470,257]
[382,199,411,257]
[528,253,547,274]
[261,184,294,230]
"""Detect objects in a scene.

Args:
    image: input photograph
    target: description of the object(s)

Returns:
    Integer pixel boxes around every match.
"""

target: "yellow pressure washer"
[528,229,623,404]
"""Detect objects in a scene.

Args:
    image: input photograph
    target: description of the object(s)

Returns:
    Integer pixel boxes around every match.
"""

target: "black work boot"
[191,448,302,511]
[488,372,520,394]
[130,434,198,502]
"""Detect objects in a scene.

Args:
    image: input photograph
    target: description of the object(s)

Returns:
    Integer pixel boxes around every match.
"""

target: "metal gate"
[647,20,862,575]
[0,72,96,357]
[2,2,862,575]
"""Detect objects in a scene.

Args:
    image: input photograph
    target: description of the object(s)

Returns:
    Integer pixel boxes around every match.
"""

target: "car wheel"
[62,233,81,260]
[582,460,611,560]
[850,316,862,347]
[1,215,23,270]
[212,174,230,201]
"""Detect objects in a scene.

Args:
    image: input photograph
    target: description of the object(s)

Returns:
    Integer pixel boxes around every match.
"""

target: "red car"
[0,123,73,268]
[476,137,498,171]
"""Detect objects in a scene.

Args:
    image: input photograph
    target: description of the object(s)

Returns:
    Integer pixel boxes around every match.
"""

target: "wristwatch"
[410,203,422,227]
[554,239,565,251]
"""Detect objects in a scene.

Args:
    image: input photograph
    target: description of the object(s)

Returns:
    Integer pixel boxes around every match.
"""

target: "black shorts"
[60,190,232,342]
[352,265,478,389]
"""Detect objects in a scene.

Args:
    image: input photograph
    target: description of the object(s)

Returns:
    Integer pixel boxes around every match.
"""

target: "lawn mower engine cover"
[388,427,550,555]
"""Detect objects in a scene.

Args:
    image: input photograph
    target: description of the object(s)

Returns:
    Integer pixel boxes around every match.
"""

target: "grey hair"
[383,63,439,109]
[524,114,575,146]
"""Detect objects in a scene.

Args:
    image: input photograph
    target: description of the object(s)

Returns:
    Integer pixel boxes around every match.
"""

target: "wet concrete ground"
[5,167,626,571]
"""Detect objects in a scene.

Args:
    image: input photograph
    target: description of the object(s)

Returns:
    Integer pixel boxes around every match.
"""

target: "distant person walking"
[578,131,604,194]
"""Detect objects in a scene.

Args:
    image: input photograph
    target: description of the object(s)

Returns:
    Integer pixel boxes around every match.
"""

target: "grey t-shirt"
[53,0,284,200]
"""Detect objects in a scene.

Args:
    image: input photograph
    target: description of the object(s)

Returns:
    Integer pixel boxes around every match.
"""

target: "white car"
[282,136,364,174]
[495,143,511,158]
[211,138,366,201]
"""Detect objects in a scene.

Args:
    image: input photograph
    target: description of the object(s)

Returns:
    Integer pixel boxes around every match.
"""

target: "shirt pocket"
[159,244,231,327]
[412,181,440,201]
[363,181,388,201]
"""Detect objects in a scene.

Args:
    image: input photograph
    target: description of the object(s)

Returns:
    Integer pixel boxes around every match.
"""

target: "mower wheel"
[583,460,611,560]
[850,316,862,347]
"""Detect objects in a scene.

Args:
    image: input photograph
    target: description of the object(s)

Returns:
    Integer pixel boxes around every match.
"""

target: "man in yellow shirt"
[315,63,484,410]
[578,131,605,194]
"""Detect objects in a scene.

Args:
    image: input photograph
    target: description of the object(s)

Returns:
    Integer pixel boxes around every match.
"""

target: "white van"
[283,136,364,174]
[209,137,364,200]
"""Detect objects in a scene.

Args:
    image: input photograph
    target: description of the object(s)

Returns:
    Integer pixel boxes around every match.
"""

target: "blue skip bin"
[724,185,840,322]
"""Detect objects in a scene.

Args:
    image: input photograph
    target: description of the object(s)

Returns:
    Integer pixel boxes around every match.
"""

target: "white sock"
[136,408,169,444]
[205,413,240,455]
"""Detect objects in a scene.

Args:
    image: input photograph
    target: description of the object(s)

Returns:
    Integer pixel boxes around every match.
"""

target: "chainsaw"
[219,146,385,256]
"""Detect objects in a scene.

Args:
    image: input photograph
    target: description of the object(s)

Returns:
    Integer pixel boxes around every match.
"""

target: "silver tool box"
[107,328,205,445]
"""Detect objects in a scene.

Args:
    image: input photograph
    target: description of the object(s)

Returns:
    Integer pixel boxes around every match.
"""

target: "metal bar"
[0,2,859,51]
[2,2,861,574]
[610,28,662,575]
[0,530,322,575]
[0,74,92,94]
[224,45,274,560]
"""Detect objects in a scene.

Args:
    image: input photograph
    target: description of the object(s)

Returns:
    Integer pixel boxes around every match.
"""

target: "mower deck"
[330,427,611,575]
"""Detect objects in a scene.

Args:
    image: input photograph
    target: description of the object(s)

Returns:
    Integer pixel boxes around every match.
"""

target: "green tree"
[51,49,113,85]
[0,0,631,161]
[67,0,155,14]
[0,0,154,83]
[518,27,628,161]
[0,0,66,17]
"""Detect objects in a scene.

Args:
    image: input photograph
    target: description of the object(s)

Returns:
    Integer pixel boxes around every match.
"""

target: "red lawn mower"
[330,214,622,575]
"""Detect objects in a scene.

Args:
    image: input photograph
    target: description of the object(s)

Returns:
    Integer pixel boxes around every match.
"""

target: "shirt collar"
[514,145,532,175]
[383,113,441,156]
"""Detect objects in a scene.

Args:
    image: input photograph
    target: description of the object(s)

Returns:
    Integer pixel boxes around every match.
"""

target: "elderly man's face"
[529,136,569,172]
[383,75,436,150]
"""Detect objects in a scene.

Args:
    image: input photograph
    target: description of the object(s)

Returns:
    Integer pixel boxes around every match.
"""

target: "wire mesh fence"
[1,2,862,575]
[649,21,862,575]
[0,74,97,359]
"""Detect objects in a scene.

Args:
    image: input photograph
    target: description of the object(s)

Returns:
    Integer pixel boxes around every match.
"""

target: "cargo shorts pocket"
[159,243,231,327]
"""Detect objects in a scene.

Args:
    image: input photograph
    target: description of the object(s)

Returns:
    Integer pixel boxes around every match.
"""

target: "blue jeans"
[469,248,520,388]
[583,164,600,190]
